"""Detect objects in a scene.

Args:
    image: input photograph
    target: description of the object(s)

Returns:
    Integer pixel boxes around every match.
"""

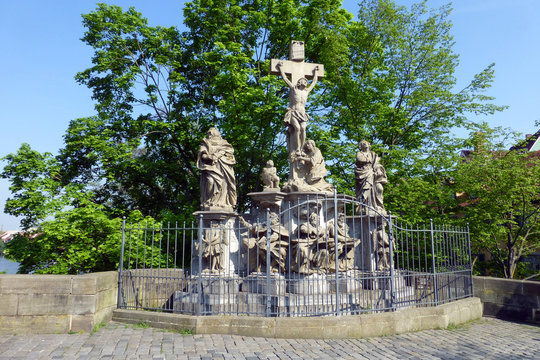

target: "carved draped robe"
[197,137,237,210]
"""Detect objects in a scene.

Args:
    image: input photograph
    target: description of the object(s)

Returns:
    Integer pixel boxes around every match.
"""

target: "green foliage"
[1,144,64,229]
[71,0,353,214]
[133,321,150,329]
[4,203,161,274]
[314,0,504,196]
[455,126,540,278]
[92,322,107,334]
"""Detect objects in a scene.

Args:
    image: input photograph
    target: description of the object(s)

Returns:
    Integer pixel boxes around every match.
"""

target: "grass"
[163,328,195,336]
[133,321,151,329]
[91,322,107,334]
[439,318,485,331]
[68,330,85,335]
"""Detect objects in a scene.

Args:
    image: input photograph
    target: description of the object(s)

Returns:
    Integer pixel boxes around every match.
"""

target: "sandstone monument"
[182,41,397,315]
[118,40,473,320]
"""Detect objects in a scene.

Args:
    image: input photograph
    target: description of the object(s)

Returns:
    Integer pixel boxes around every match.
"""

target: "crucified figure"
[276,61,320,157]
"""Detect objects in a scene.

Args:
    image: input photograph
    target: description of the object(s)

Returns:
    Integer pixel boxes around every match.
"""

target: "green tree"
[1,143,162,274]
[313,0,504,196]
[455,127,540,279]
[70,0,352,217]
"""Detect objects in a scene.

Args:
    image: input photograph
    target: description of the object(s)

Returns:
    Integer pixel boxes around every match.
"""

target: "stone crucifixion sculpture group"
[194,41,391,274]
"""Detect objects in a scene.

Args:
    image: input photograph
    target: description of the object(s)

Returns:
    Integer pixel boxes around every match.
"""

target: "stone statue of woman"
[197,127,237,211]
[355,140,386,214]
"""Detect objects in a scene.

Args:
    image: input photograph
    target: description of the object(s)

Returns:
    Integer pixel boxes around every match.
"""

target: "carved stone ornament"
[262,159,280,191]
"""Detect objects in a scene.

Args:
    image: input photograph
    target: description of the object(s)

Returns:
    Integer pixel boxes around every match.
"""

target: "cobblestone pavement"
[0,318,538,360]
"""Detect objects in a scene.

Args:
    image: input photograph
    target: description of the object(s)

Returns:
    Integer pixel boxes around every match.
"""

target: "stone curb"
[112,296,482,339]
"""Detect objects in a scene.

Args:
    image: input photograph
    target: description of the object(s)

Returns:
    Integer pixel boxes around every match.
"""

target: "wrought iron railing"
[117,195,473,316]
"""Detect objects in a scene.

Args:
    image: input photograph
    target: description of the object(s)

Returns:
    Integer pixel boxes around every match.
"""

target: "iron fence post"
[117,217,126,309]
[266,208,272,317]
[334,191,340,315]
[466,223,474,297]
[388,211,396,311]
[430,219,438,305]
[197,214,203,316]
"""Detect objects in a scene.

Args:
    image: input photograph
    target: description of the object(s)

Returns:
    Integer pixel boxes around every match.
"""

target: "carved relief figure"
[240,215,289,273]
[262,160,280,191]
[276,61,319,157]
[197,127,237,211]
[295,140,333,192]
[372,223,394,271]
[316,213,360,273]
[195,223,227,273]
[292,212,323,274]
[355,140,386,214]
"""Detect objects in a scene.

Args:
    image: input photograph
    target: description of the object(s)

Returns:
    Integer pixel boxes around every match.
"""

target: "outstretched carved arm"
[277,61,293,88]
[306,66,320,93]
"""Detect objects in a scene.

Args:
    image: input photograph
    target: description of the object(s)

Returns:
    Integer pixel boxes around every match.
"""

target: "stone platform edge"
[112,297,482,339]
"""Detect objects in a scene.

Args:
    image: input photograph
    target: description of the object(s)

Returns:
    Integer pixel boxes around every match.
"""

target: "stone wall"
[473,276,539,323]
[0,271,117,334]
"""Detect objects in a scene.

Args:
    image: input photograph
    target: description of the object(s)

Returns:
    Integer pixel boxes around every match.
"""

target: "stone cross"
[271,41,325,161]
[269,41,325,93]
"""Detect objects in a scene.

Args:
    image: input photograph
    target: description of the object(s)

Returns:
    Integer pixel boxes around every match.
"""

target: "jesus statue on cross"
[271,41,324,160]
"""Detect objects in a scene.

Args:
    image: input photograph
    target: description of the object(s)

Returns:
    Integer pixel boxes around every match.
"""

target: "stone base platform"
[115,297,484,338]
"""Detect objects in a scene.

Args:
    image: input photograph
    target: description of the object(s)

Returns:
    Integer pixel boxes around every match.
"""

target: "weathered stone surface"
[0,294,18,315]
[197,127,237,212]
[113,297,483,338]
[274,317,324,339]
[474,276,539,323]
[0,275,72,295]
[17,294,70,316]
[0,271,118,334]
[0,315,70,335]
[72,276,97,295]
[70,314,95,333]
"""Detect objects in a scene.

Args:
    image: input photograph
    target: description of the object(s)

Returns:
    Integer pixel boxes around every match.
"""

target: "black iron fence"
[117,195,473,316]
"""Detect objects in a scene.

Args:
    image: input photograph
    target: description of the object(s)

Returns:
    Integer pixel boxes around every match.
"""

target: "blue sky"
[1,0,539,230]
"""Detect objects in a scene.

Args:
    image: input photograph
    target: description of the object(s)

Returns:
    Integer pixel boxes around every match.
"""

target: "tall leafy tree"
[313,0,505,196]
[454,127,540,279]
[69,0,352,217]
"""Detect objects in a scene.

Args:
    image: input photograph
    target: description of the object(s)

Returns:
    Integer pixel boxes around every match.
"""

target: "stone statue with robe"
[197,127,237,211]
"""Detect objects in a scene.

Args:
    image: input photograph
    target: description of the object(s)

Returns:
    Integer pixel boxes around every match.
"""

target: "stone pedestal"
[287,273,331,294]
[191,211,240,274]
[243,273,286,295]
[348,212,394,272]
[329,270,364,293]
[247,191,287,219]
